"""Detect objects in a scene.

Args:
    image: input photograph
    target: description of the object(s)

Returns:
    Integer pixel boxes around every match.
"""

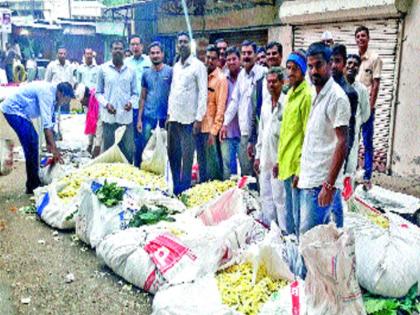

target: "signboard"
[0,11,12,33]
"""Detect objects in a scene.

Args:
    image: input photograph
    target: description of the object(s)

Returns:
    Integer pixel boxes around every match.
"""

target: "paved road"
[0,162,153,315]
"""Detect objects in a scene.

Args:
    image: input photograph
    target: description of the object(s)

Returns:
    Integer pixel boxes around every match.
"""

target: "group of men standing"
[0,25,382,238]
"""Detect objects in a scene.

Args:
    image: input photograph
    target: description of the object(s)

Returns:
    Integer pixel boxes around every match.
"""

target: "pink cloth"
[84,88,99,135]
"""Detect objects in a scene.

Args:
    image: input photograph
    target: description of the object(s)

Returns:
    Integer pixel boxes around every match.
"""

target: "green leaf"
[364,297,399,314]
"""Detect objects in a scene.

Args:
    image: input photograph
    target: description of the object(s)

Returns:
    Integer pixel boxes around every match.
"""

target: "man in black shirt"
[331,44,358,172]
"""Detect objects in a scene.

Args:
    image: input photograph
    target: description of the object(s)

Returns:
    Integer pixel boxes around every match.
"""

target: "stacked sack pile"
[29,117,420,315]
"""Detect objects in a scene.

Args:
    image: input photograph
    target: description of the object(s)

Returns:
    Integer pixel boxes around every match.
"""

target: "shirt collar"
[130,54,146,63]
[317,76,334,98]
[55,60,69,67]
[178,54,194,67]
[209,67,221,79]
[109,61,127,71]
[360,49,372,61]
[245,64,258,77]
[290,79,308,96]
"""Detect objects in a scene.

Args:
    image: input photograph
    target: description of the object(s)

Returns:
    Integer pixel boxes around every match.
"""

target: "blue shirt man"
[126,35,153,167]
[0,81,74,193]
[135,41,172,168]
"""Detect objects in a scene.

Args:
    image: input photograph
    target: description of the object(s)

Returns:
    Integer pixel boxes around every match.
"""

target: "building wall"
[268,25,292,67]
[391,0,420,179]
[157,5,278,35]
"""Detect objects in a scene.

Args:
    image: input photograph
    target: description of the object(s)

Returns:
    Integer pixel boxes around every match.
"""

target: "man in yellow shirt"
[276,51,312,235]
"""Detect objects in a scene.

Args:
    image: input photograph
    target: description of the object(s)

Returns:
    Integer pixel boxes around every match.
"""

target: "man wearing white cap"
[321,31,334,47]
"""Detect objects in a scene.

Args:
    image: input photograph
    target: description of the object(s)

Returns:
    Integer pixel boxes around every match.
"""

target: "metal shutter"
[294,19,399,172]
[210,29,268,48]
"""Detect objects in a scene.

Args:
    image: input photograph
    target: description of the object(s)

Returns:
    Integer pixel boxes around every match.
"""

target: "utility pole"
[130,0,135,35]
[68,0,72,19]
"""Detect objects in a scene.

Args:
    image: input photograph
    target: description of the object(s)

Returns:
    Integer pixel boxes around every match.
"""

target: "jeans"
[102,122,134,164]
[331,190,344,228]
[283,176,301,237]
[195,132,223,183]
[5,64,13,83]
[133,109,141,166]
[259,169,286,229]
[133,115,165,168]
[167,122,195,195]
[238,135,253,176]
[4,114,41,193]
[220,137,240,180]
[362,111,374,180]
[299,187,343,236]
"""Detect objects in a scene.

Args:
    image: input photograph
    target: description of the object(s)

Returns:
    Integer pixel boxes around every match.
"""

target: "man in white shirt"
[167,32,208,195]
[45,47,73,85]
[253,67,286,228]
[248,41,283,160]
[220,40,266,176]
[45,46,74,140]
[96,39,139,163]
[298,42,350,236]
[77,48,98,89]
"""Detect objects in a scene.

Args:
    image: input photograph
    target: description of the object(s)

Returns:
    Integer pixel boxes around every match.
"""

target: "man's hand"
[124,102,132,112]
[292,176,299,188]
[137,120,143,133]
[51,147,64,164]
[219,126,228,142]
[247,143,255,160]
[253,159,260,175]
[106,103,116,114]
[272,164,279,178]
[207,134,215,146]
[318,186,334,207]
[193,120,202,135]
[92,146,101,158]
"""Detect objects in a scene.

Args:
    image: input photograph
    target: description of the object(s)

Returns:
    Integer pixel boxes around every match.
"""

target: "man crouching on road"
[1,81,73,194]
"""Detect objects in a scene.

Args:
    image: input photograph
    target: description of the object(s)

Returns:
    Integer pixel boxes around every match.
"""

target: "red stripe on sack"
[291,281,300,315]
[144,270,156,291]
[354,196,382,215]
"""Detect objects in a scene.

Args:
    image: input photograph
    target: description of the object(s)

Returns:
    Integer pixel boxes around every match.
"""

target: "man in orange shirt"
[196,45,228,182]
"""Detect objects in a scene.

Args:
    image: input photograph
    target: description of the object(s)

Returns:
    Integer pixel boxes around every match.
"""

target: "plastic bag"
[77,178,186,248]
[86,126,128,166]
[96,213,258,294]
[245,222,295,283]
[300,224,366,315]
[141,126,167,175]
[0,138,14,176]
[350,184,420,225]
[76,179,143,248]
[152,275,234,315]
[194,177,259,226]
[96,216,226,293]
[39,158,67,185]
[259,280,307,315]
[34,181,80,230]
[346,212,420,298]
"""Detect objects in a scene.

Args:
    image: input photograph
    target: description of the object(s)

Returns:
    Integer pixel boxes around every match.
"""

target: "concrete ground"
[0,162,153,315]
